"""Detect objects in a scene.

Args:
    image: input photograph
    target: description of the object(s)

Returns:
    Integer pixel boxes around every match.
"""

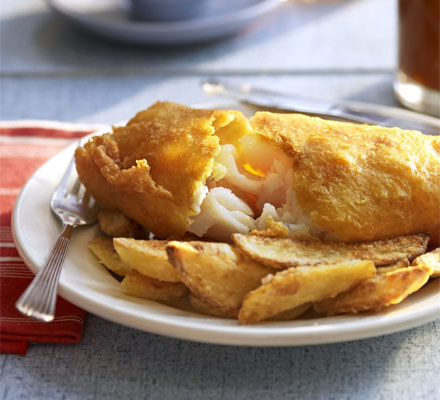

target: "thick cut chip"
[314,265,433,315]
[377,258,409,274]
[114,238,181,282]
[121,271,188,301]
[189,293,310,321]
[88,237,131,276]
[411,248,440,277]
[98,209,145,238]
[238,260,375,324]
[267,303,311,321]
[189,293,236,318]
[232,233,429,270]
[166,241,269,316]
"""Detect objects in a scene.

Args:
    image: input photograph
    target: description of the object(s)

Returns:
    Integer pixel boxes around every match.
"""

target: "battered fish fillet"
[76,102,440,244]
[252,112,440,244]
[75,101,252,238]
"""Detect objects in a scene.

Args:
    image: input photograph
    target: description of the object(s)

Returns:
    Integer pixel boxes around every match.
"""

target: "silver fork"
[16,151,99,322]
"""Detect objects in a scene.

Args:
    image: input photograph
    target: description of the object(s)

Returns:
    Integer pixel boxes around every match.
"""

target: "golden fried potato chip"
[121,270,188,301]
[377,258,409,274]
[189,293,236,318]
[88,237,131,276]
[166,241,269,316]
[232,234,429,270]
[189,293,310,321]
[98,209,145,238]
[238,260,375,324]
[411,248,440,277]
[314,265,432,315]
[114,238,181,282]
[267,303,311,321]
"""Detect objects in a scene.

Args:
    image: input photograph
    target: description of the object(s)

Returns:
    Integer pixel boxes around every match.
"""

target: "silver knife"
[201,79,440,136]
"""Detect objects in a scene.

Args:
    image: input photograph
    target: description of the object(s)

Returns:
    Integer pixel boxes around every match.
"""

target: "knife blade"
[201,79,440,136]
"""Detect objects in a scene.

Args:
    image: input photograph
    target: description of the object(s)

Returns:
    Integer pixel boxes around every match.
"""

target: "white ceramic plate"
[46,0,283,45]
[12,102,440,346]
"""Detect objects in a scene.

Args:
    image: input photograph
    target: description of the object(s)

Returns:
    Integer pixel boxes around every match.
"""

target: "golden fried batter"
[252,112,440,245]
[77,102,440,244]
[75,102,251,238]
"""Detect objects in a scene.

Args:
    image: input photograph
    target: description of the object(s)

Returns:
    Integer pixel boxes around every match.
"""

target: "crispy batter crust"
[252,112,440,245]
[77,103,440,243]
[75,101,249,238]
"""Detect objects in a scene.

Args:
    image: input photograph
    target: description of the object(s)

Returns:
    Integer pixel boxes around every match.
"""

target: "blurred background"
[1,0,400,124]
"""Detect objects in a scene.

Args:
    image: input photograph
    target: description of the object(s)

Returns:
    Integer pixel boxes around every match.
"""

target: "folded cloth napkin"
[0,121,102,355]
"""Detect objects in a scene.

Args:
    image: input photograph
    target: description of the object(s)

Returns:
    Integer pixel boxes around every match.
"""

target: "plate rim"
[46,0,283,33]
[11,101,440,346]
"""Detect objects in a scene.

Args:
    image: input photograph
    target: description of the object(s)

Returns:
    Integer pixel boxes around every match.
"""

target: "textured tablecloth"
[0,123,102,355]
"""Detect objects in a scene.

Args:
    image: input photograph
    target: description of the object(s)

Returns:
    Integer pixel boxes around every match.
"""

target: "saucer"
[46,0,283,45]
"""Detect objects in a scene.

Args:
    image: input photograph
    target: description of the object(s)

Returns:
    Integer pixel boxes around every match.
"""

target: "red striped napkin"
[0,121,103,355]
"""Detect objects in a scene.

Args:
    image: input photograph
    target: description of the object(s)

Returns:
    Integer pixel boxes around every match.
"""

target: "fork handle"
[15,224,73,322]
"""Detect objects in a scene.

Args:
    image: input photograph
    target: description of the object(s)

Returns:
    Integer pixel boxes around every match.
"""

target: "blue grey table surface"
[1,0,439,399]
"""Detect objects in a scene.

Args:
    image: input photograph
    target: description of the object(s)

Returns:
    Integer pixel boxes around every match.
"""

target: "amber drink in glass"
[394,0,440,116]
